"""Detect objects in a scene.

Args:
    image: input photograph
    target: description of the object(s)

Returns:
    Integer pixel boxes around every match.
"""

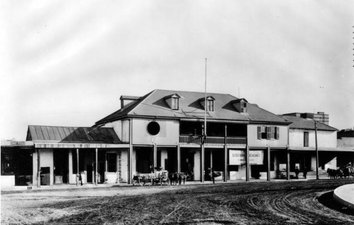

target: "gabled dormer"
[231,98,248,113]
[164,93,181,110]
[199,96,215,112]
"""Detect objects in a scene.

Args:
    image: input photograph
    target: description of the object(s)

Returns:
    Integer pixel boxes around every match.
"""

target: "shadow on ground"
[318,191,354,216]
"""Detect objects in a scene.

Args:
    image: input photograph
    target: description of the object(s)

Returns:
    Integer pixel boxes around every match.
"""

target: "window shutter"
[271,127,275,139]
[266,127,271,140]
[257,126,261,139]
[275,127,279,140]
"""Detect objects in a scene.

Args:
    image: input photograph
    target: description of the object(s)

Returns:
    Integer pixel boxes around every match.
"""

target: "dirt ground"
[2,179,354,224]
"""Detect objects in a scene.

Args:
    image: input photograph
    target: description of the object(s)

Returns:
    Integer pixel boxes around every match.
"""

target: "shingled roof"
[281,116,337,131]
[26,125,121,144]
[95,89,289,125]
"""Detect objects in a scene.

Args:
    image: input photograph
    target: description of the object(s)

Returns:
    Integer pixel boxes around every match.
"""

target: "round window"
[147,121,160,136]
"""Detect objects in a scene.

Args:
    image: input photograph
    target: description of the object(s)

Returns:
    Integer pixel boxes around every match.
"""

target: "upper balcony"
[179,121,247,146]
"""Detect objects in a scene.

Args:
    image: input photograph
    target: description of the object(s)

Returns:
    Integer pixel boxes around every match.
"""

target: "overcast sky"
[1,0,353,140]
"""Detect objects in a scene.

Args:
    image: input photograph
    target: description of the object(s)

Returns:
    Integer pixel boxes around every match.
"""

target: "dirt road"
[2,179,354,224]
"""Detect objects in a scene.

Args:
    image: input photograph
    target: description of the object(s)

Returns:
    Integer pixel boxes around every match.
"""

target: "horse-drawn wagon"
[132,169,169,186]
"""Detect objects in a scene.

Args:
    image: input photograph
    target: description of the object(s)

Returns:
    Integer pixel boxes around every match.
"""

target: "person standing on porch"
[295,166,300,179]
[303,167,307,179]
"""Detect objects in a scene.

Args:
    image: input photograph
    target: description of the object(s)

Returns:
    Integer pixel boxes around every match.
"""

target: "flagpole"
[200,58,207,183]
[204,58,207,136]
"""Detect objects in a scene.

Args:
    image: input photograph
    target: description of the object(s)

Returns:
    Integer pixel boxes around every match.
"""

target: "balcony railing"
[179,135,247,145]
[225,137,247,145]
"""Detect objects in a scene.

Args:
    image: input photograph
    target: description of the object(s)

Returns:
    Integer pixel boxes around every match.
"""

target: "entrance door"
[87,165,93,183]
[136,148,153,173]
[54,149,69,184]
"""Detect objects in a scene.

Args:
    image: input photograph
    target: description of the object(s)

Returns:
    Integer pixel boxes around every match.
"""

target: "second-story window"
[257,126,279,140]
[304,132,309,147]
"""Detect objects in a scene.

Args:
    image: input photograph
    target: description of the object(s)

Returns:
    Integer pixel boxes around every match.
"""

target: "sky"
[1,0,353,141]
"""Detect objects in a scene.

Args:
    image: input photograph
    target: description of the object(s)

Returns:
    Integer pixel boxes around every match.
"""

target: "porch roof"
[26,125,123,144]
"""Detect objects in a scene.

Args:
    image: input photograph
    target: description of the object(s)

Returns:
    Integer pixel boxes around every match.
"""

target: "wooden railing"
[179,136,247,145]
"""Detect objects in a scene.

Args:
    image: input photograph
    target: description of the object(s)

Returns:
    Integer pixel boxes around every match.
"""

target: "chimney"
[120,95,140,109]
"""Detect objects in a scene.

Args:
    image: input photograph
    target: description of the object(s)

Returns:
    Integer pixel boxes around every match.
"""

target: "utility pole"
[314,120,319,179]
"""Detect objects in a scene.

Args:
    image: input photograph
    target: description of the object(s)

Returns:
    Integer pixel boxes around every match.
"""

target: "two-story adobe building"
[1,89,294,187]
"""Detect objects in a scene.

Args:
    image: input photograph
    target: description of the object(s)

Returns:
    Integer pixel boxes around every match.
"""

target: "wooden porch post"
[224,145,227,182]
[267,146,271,181]
[95,148,98,186]
[76,148,79,186]
[153,144,157,170]
[286,146,290,180]
[37,149,40,188]
[246,145,250,181]
[200,144,205,183]
[116,149,119,184]
[177,145,181,173]
[128,119,133,184]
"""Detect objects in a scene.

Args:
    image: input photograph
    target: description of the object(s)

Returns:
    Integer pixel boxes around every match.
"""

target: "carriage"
[327,164,354,179]
[132,169,169,186]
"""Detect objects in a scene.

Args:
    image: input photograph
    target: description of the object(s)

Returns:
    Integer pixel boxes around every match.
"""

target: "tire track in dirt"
[233,189,354,224]
[2,180,354,224]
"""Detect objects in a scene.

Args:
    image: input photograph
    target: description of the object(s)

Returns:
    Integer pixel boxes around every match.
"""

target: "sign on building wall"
[229,150,264,165]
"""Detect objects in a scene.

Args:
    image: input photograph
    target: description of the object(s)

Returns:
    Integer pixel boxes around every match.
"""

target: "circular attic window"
[147,121,160,136]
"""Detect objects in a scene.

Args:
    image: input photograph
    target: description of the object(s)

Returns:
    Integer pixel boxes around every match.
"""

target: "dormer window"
[207,96,215,111]
[231,98,248,113]
[199,96,215,112]
[164,94,180,110]
[172,96,179,110]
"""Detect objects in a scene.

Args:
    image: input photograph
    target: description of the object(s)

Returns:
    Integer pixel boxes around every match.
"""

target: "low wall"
[333,184,354,211]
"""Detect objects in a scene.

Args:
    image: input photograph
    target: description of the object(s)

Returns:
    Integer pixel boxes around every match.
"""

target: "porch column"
[177,145,181,173]
[267,146,271,181]
[224,124,227,182]
[68,149,73,184]
[224,145,227,182]
[153,143,157,169]
[116,150,120,184]
[128,119,133,184]
[286,146,290,180]
[95,148,98,186]
[200,144,205,182]
[246,145,250,181]
[105,152,108,178]
[37,149,41,188]
[76,148,79,186]
[210,150,213,169]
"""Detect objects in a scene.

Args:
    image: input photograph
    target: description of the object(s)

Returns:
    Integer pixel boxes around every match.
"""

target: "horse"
[327,168,343,179]
[169,172,190,185]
